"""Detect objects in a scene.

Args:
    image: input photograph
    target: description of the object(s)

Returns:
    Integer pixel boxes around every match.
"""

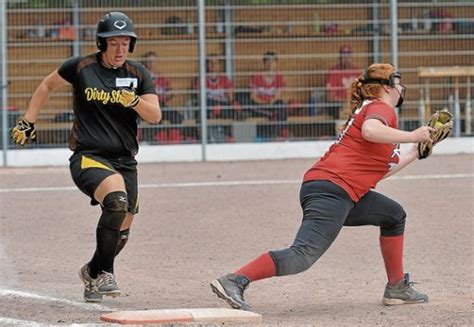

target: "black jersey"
[58,52,156,157]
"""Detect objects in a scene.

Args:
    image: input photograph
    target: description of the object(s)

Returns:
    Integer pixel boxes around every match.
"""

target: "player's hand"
[118,83,140,109]
[10,118,37,146]
[411,126,435,143]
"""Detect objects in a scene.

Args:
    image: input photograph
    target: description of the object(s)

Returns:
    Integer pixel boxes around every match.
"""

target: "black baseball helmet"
[96,12,137,53]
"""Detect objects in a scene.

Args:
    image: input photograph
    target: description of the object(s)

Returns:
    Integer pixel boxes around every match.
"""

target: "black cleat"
[210,273,252,311]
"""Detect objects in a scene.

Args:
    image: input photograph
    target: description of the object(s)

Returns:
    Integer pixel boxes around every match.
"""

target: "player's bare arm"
[133,93,161,124]
[24,70,70,123]
[362,118,434,144]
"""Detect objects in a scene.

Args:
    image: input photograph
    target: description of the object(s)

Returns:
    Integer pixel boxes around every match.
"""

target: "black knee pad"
[98,191,128,231]
[381,202,406,237]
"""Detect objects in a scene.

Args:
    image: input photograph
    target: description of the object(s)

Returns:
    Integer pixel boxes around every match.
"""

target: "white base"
[101,307,262,325]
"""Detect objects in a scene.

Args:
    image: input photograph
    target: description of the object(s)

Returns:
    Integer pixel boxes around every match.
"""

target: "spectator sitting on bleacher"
[192,54,239,143]
[325,44,361,119]
[249,51,288,139]
[142,51,183,125]
[58,19,76,41]
[142,51,183,143]
[193,54,240,120]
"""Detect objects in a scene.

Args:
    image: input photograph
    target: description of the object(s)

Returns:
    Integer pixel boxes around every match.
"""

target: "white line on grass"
[0,289,115,312]
[0,173,472,193]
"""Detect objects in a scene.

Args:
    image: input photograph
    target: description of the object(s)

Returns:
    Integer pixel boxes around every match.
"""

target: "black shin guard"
[89,229,130,278]
[95,191,128,274]
[88,250,100,279]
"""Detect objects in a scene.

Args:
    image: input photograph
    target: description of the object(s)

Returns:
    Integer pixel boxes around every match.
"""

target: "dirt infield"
[0,154,472,326]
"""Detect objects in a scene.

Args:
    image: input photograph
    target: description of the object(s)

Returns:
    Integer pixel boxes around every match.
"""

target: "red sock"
[235,252,276,282]
[380,235,404,286]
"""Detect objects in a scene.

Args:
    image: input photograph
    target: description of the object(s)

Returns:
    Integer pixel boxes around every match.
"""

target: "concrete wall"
[2,137,473,167]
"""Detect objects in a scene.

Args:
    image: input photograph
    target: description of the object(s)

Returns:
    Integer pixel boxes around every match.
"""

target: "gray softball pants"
[269,180,406,276]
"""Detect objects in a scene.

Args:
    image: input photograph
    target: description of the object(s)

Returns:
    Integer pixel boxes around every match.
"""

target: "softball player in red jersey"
[211,63,435,311]
[10,12,161,302]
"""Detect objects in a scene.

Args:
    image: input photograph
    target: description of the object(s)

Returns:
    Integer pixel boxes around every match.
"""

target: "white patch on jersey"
[116,78,138,88]
[388,145,401,171]
[336,100,373,144]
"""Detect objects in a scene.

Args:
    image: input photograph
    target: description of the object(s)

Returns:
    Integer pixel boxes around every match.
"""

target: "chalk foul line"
[0,289,115,312]
[0,173,472,193]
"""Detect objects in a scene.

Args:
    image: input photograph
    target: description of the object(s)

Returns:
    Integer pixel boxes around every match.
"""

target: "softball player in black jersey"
[11,12,161,302]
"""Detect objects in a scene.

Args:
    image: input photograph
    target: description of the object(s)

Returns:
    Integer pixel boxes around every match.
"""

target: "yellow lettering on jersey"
[84,88,128,105]
[81,155,114,171]
[84,88,111,105]
[111,90,122,103]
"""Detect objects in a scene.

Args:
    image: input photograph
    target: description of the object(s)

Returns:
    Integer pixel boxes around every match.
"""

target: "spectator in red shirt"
[142,51,183,143]
[194,54,239,120]
[249,51,288,139]
[325,45,361,119]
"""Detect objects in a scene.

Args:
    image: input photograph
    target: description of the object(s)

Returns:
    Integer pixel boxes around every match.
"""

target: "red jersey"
[153,75,171,105]
[303,100,400,202]
[249,73,286,103]
[326,66,360,101]
[195,75,233,102]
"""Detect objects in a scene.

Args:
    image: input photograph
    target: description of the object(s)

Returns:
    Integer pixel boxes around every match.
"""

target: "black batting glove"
[11,118,37,146]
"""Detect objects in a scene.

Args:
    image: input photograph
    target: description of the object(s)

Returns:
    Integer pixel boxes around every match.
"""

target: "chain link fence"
[1,0,473,151]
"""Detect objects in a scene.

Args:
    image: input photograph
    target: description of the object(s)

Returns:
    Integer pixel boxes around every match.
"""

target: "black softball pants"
[270,180,406,276]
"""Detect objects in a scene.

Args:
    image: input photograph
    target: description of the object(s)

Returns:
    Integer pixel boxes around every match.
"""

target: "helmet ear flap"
[129,38,136,53]
[96,36,106,52]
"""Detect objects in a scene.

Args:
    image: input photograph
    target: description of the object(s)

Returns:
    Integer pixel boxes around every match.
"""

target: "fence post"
[72,0,81,57]
[1,0,9,166]
[390,0,400,118]
[198,0,207,161]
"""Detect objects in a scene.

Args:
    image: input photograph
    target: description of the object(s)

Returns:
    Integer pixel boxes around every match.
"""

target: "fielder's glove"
[418,108,453,159]
[10,118,37,146]
[118,83,140,109]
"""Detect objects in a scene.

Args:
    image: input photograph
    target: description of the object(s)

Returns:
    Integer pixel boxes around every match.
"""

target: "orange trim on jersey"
[80,155,114,171]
